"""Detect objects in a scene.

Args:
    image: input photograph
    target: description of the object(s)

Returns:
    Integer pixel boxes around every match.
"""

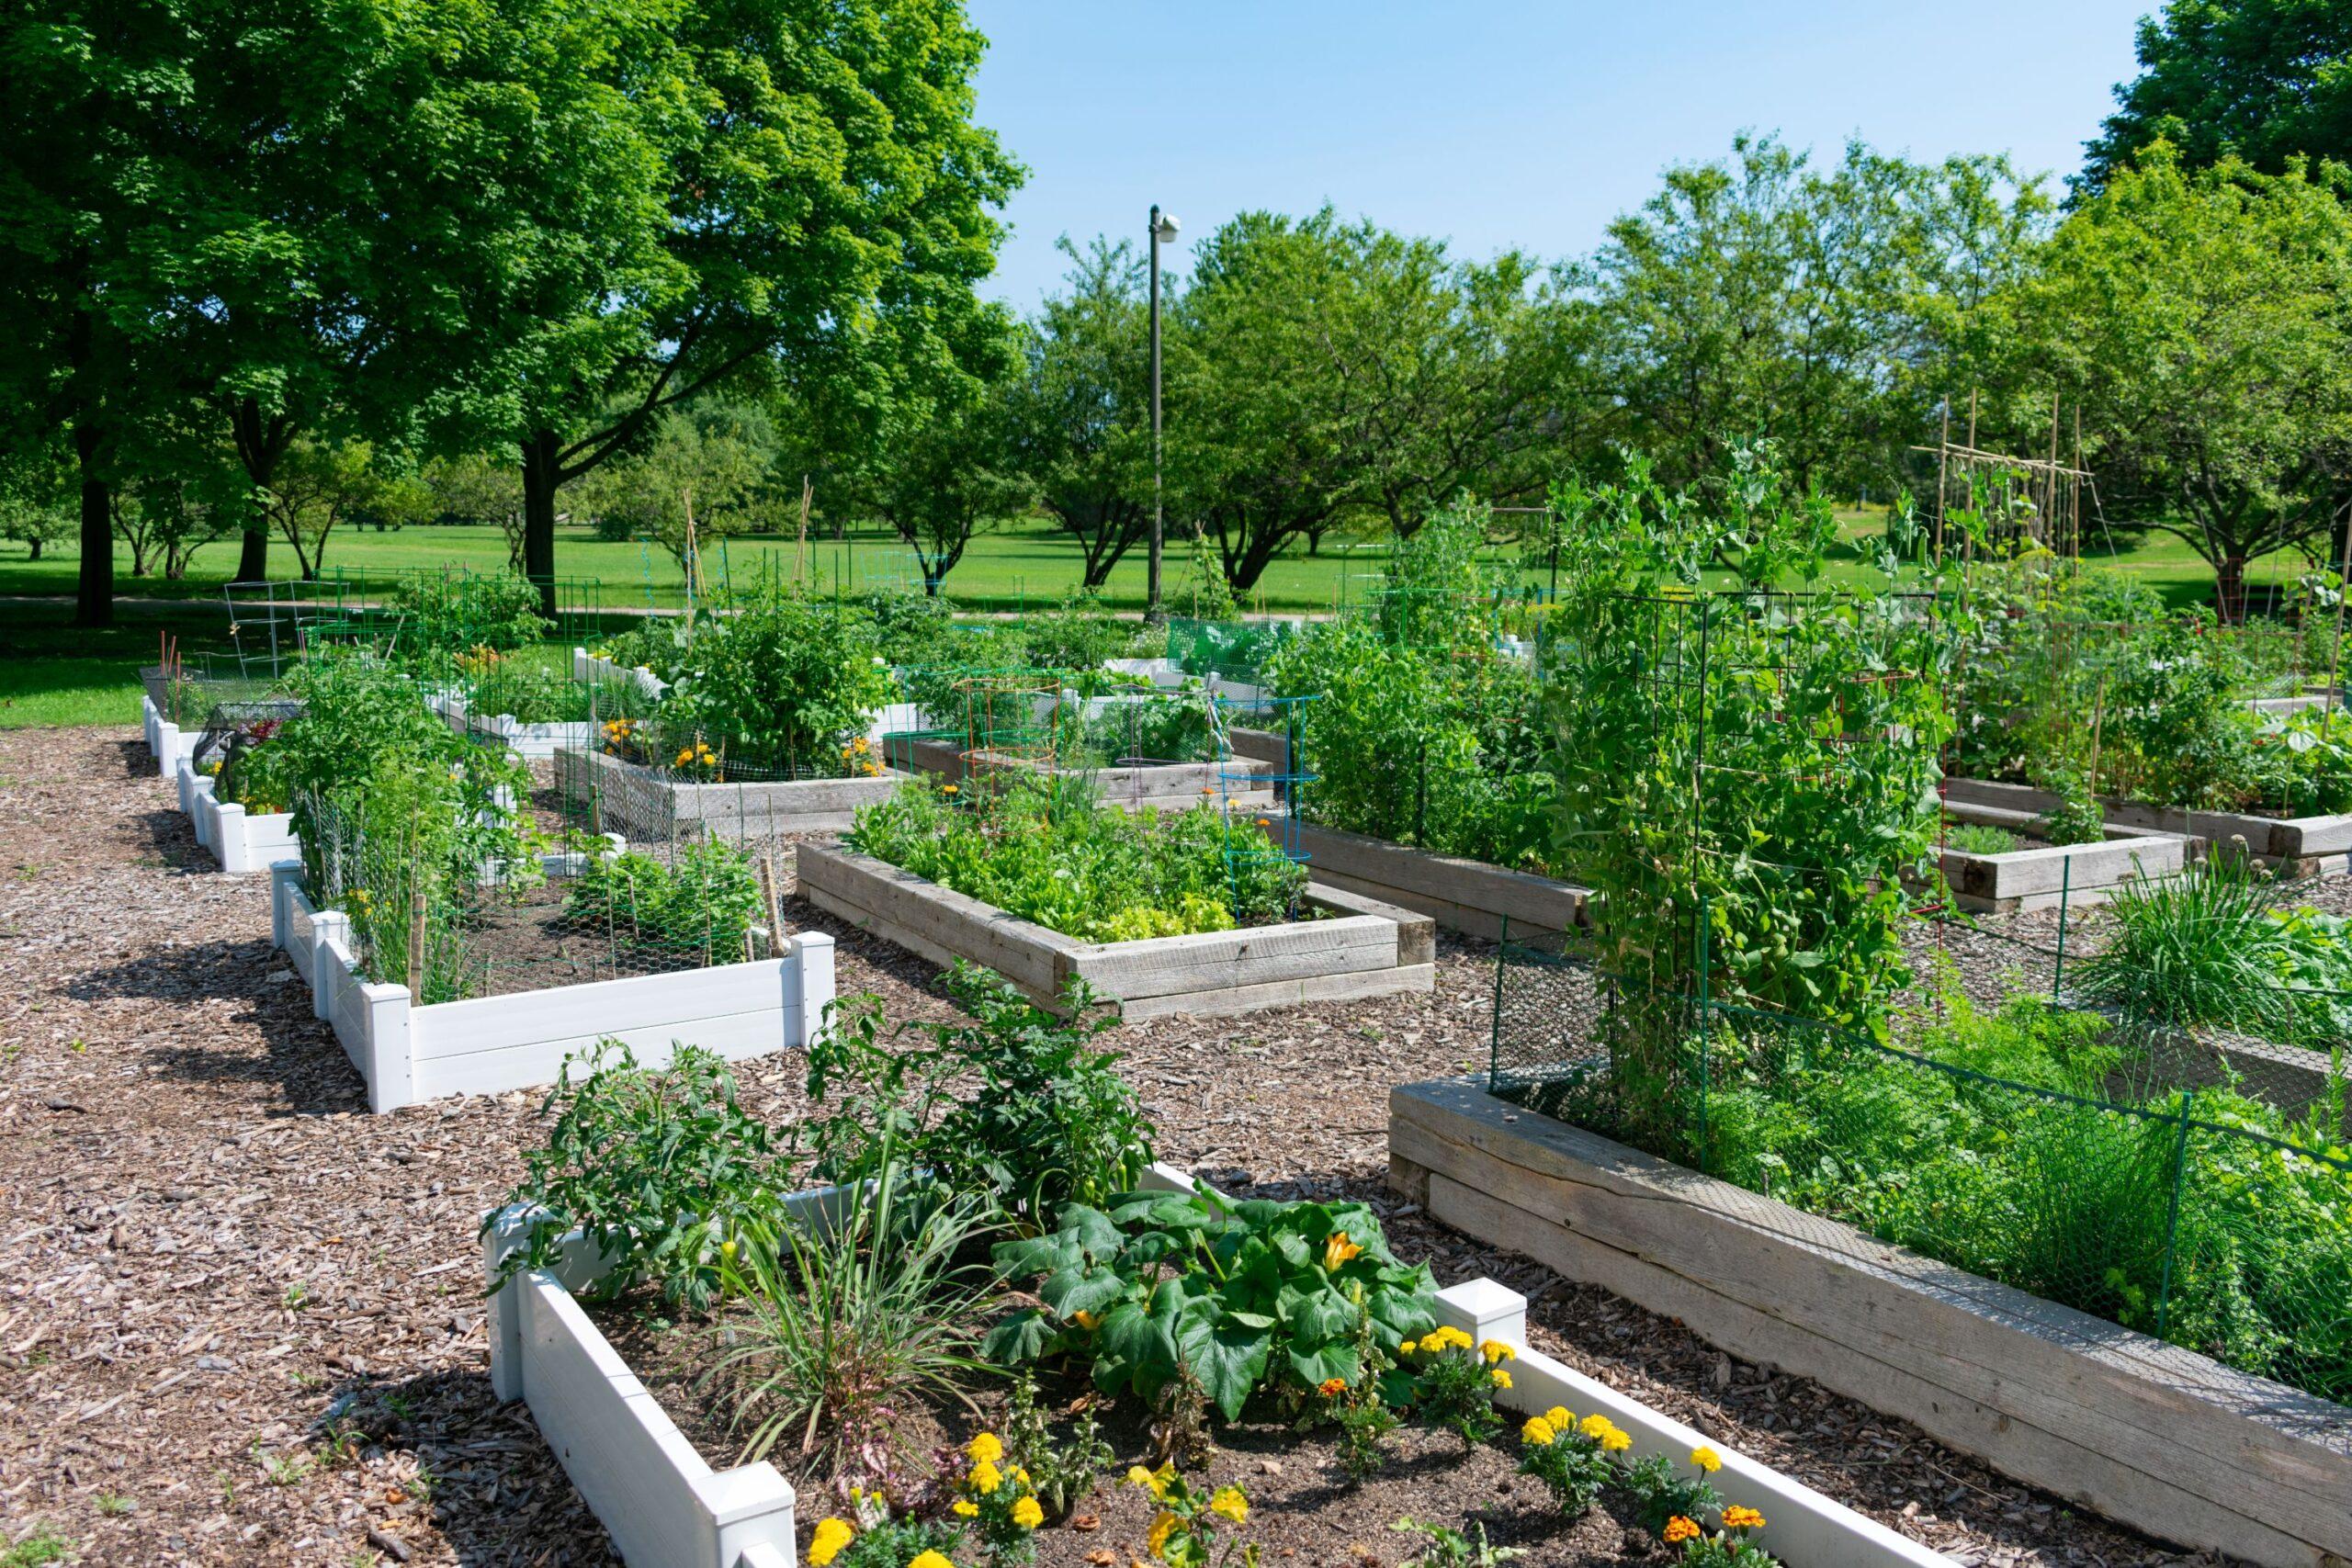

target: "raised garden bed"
[1946,775,2352,878]
[572,646,924,748]
[430,689,594,761]
[797,840,1432,1019]
[140,694,199,776]
[487,1162,1951,1568]
[269,861,835,1113]
[1388,1076,2352,1568]
[556,746,907,840]
[1261,815,1586,941]
[175,757,299,874]
[881,732,1276,811]
[1934,788,2196,912]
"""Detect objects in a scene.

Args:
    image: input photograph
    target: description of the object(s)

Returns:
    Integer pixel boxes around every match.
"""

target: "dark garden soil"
[0,726,2222,1566]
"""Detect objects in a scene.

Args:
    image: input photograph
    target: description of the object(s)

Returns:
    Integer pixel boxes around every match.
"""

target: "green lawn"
[0,508,2302,730]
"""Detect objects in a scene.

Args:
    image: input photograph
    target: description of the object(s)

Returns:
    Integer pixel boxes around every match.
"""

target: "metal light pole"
[1147,205,1180,622]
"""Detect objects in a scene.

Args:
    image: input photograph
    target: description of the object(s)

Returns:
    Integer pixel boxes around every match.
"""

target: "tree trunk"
[236,525,268,581]
[2216,554,2249,626]
[521,430,561,616]
[67,304,112,628]
[28,537,42,561]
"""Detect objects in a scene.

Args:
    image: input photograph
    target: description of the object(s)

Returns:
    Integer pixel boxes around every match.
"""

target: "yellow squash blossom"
[1011,1495,1044,1529]
[967,1432,1003,1465]
[1690,1444,1722,1473]
[1073,1310,1099,1331]
[1322,1232,1363,1271]
[806,1517,853,1566]
[1208,1485,1249,1525]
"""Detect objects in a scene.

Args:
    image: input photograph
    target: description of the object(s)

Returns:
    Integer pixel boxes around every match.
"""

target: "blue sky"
[967,1,2155,309]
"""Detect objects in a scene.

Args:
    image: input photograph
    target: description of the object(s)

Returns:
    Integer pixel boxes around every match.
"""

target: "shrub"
[485,1043,780,1314]
[797,964,1154,1226]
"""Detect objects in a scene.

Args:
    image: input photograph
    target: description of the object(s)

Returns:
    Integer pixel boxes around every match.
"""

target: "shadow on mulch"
[115,738,160,778]
[127,806,215,872]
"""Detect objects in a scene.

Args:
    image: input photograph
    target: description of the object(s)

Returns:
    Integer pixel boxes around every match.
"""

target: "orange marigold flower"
[1723,1506,1766,1530]
[1663,1516,1701,1544]
[1317,1377,1347,1398]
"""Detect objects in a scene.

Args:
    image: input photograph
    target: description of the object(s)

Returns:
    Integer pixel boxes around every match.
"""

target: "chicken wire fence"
[1487,930,2352,1431]
[296,786,783,1008]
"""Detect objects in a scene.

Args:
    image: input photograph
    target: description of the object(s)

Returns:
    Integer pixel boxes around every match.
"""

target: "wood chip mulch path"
[0,727,2221,1566]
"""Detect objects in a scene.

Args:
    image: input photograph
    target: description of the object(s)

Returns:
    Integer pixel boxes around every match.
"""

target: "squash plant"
[984,1189,1437,1420]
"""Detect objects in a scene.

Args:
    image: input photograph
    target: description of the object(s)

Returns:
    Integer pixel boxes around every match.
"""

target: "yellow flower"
[1664,1516,1701,1544]
[807,1517,854,1566]
[1146,1511,1178,1555]
[943,783,960,795]
[952,1500,978,1517]
[967,1432,1003,1465]
[967,1459,1003,1494]
[1012,1495,1044,1529]
[1126,1465,1156,1490]
[1544,1406,1572,1430]
[1396,1339,1418,1356]
[1073,1309,1098,1331]
[1208,1485,1249,1526]
[1723,1506,1766,1530]
[675,749,695,765]
[1690,1444,1722,1474]
[908,1554,956,1568]
[1489,1368,1512,1390]
[854,737,870,751]
[1599,1425,1630,1452]
[1012,1467,1030,1485]
[1321,1232,1363,1271]
[1577,1414,1614,1442]
[1479,1339,1516,1364]
[1521,1416,1556,1447]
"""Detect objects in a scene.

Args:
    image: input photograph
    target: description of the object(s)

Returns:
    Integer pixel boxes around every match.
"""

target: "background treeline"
[7,0,2352,618]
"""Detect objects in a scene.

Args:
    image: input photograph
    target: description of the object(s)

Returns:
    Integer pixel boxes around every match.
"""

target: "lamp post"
[1147,204,1180,622]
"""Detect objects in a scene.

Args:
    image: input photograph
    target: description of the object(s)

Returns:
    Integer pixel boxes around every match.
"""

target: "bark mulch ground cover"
[0,727,2218,1566]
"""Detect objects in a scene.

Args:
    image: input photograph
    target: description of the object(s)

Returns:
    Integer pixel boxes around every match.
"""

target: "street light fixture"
[1148,205,1180,623]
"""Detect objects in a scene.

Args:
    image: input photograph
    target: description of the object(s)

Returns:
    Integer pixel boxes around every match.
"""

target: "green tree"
[854,385,1033,595]
[264,439,403,580]
[1008,238,1153,588]
[491,0,1024,613]
[2082,0,2352,189]
[581,403,777,586]
[0,437,74,562]
[1988,150,2352,620]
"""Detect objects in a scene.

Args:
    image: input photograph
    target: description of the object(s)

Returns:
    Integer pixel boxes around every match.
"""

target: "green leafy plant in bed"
[846,776,1307,941]
[1939,821,2019,856]
[797,963,1154,1228]
[562,836,765,965]
[983,1188,1438,1421]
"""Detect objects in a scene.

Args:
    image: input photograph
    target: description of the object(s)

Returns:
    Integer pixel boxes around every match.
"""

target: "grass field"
[0,510,2309,730]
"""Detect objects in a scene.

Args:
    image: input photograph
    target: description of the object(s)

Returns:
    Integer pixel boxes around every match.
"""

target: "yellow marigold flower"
[1690,1444,1722,1474]
[1322,1232,1363,1271]
[1396,1339,1418,1356]
[1012,1467,1030,1484]
[1490,1368,1512,1390]
[854,737,870,751]
[1544,1406,1572,1430]
[1479,1339,1516,1364]
[1521,1416,1556,1447]
[1723,1506,1766,1530]
[967,1458,1003,1493]
[1147,1510,1177,1554]
[1663,1516,1701,1544]
[1012,1495,1044,1529]
[967,1432,1003,1465]
[1577,1414,1613,1442]
[1208,1485,1248,1526]
[943,783,959,795]
[807,1517,853,1566]
[908,1553,955,1568]
[952,1500,978,1517]
[1600,1424,1630,1452]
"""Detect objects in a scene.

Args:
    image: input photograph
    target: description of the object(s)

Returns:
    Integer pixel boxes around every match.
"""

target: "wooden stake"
[795,474,813,584]
[760,851,786,951]
[1933,397,1951,564]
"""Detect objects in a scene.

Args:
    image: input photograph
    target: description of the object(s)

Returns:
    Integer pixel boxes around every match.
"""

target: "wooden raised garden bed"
[796,840,1433,1019]
[1947,775,2352,879]
[270,861,835,1114]
[556,747,907,841]
[485,1161,1951,1568]
[1387,1077,2352,1568]
[1259,817,1585,942]
[880,732,1276,812]
[1936,785,2196,913]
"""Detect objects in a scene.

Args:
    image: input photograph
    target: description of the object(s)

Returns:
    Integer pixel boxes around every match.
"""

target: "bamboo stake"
[1932,397,1951,564]
[794,474,813,584]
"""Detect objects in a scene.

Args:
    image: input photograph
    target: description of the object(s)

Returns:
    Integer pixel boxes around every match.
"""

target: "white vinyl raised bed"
[485,1159,1947,1568]
[430,690,594,761]
[140,694,200,776]
[175,757,300,874]
[270,862,835,1114]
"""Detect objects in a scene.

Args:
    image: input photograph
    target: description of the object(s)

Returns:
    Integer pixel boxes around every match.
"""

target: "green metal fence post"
[2052,858,2073,999]
[2154,1089,2193,1339]
[1487,916,1511,1092]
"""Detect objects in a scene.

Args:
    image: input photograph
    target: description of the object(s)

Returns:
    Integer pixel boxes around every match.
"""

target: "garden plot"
[175,755,299,874]
[1389,1076,2352,1568]
[270,853,834,1114]
[1946,774,2352,876]
[1261,814,1586,942]
[882,730,1275,811]
[798,840,1430,1018]
[1935,784,2195,912]
[556,745,907,840]
[490,1152,1950,1568]
[430,687,594,761]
